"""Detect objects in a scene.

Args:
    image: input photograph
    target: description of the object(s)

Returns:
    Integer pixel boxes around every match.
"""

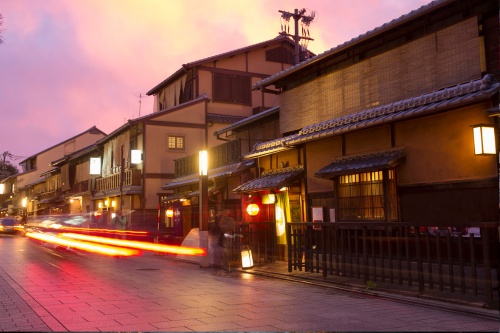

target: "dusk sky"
[0,0,432,164]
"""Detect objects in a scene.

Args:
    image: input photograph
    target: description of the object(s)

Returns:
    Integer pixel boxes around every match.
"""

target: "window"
[337,170,398,221]
[213,73,251,105]
[21,157,37,172]
[168,135,185,151]
[266,46,294,64]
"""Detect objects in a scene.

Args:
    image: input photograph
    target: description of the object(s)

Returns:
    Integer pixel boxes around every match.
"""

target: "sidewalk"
[235,260,500,320]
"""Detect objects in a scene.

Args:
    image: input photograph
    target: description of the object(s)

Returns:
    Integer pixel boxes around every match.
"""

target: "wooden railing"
[174,139,242,177]
[285,221,499,308]
[95,169,142,192]
[72,180,89,193]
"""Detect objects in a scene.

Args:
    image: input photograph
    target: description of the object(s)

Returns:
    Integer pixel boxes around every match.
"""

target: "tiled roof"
[163,185,225,203]
[245,76,499,159]
[253,0,451,90]
[161,173,200,190]
[286,76,499,145]
[243,135,297,159]
[161,161,254,190]
[315,148,406,178]
[213,106,280,137]
[232,165,304,193]
[147,35,300,96]
[207,114,245,124]
[19,126,106,164]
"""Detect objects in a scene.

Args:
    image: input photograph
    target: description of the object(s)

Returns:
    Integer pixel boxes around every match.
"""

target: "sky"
[0,0,432,164]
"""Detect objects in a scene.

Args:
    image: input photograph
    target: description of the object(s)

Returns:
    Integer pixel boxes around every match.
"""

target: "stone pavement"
[0,236,499,332]
[239,260,500,320]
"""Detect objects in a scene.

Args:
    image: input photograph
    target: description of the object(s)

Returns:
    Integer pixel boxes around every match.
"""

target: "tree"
[0,162,18,178]
[0,152,20,177]
[0,13,3,44]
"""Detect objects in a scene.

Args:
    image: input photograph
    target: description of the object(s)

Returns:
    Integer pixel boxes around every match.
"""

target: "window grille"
[168,135,185,151]
[338,170,398,221]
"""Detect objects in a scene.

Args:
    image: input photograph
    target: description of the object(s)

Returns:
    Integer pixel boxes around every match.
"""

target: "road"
[0,235,498,332]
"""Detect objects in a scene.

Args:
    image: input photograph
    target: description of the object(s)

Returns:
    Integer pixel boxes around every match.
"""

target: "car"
[0,217,18,234]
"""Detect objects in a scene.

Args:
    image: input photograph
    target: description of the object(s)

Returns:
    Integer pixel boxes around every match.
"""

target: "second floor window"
[168,135,185,151]
[213,72,251,105]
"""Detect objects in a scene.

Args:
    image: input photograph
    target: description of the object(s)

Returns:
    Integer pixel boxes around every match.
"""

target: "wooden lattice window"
[213,73,251,105]
[337,170,398,221]
[168,135,185,151]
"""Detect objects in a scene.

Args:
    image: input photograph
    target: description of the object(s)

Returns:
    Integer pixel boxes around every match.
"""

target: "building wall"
[280,17,482,134]
[17,131,105,190]
[395,104,497,185]
[303,103,498,224]
[153,40,291,116]
[306,137,342,193]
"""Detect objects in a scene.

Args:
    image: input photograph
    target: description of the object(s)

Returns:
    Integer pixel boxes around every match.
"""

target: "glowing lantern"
[246,203,259,216]
[241,245,253,269]
[473,124,496,155]
[166,209,174,218]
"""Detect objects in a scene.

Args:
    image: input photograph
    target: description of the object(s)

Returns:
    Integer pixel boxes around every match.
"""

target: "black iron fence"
[286,221,499,307]
[232,222,276,264]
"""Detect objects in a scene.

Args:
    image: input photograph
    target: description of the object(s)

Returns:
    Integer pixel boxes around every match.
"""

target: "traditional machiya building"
[49,143,100,218]
[152,36,312,241]
[10,126,106,219]
[87,98,215,230]
[235,0,499,262]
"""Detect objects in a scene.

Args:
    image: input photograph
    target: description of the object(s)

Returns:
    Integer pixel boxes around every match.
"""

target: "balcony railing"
[175,139,242,177]
[95,169,142,192]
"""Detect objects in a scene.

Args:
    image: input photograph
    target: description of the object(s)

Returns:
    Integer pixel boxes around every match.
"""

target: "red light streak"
[44,225,148,236]
[26,232,141,257]
[60,233,206,256]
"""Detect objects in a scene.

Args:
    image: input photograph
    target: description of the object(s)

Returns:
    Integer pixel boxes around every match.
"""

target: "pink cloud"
[0,0,431,158]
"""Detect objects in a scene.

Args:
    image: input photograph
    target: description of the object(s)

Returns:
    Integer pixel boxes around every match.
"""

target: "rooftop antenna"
[131,92,144,118]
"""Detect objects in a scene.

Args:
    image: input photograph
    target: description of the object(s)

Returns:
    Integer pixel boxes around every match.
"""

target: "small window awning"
[37,196,65,205]
[161,161,254,190]
[315,148,406,179]
[233,165,304,194]
[163,185,225,203]
[162,191,192,202]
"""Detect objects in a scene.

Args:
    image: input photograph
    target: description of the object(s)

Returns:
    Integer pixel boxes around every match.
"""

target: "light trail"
[34,224,149,236]
[60,233,206,256]
[26,232,141,257]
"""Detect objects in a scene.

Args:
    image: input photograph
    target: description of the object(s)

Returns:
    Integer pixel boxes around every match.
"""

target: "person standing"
[113,210,127,239]
[209,216,226,274]
[219,209,235,272]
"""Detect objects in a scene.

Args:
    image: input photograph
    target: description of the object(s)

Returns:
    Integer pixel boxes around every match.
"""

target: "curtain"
[275,193,290,244]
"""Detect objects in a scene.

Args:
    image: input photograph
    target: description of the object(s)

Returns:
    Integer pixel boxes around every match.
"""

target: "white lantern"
[241,245,253,269]
[473,124,496,155]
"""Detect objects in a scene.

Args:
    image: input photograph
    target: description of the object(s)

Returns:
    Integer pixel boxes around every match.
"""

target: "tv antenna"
[131,92,145,118]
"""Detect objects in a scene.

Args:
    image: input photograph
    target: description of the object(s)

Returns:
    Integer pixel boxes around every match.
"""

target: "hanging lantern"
[246,203,259,216]
[166,209,174,218]
[241,245,253,269]
[472,124,496,155]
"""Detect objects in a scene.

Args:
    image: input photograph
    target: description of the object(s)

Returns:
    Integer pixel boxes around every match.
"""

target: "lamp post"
[199,150,209,267]
[21,197,27,221]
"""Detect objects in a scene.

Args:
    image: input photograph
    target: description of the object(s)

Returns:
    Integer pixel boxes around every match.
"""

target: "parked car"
[0,217,18,234]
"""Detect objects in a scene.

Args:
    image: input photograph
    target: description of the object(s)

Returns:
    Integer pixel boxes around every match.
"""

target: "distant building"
[10,126,106,217]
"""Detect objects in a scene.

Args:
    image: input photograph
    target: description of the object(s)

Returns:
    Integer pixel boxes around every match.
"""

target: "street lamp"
[199,150,209,267]
[22,197,27,220]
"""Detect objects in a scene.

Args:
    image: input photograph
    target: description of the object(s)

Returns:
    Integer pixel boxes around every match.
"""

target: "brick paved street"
[0,236,498,332]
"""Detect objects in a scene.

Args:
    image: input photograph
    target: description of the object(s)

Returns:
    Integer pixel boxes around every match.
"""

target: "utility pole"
[279,8,315,65]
